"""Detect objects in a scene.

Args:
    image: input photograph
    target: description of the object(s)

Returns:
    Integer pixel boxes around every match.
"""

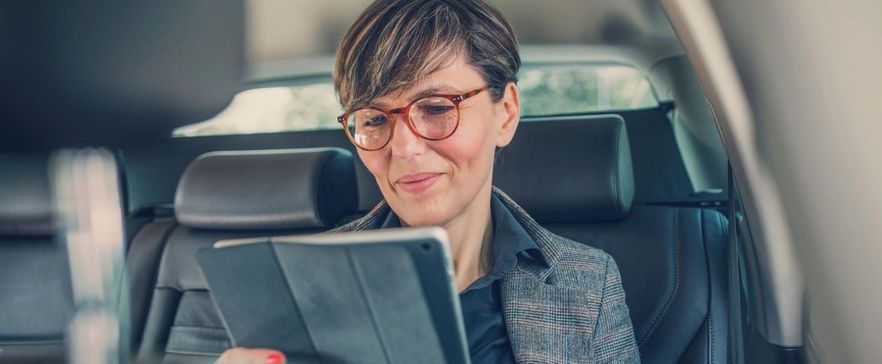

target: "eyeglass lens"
[346,96,458,150]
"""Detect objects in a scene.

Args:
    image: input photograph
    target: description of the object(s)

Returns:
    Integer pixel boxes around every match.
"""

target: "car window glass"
[519,64,657,116]
[173,64,657,137]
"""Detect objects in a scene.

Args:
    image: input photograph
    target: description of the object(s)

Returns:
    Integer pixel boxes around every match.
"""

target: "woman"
[218,0,639,363]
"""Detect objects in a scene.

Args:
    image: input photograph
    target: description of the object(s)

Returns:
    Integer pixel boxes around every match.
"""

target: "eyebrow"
[369,83,464,109]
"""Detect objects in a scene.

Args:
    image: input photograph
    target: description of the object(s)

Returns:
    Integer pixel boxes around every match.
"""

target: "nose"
[388,114,427,159]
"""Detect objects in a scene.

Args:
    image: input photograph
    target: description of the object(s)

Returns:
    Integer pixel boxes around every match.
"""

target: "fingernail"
[266,352,284,364]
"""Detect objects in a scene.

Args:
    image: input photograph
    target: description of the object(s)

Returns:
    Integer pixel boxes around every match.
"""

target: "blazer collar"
[334,187,563,278]
[490,187,562,280]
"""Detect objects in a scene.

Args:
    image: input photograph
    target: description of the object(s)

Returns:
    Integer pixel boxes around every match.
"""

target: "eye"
[361,114,388,127]
[421,105,455,115]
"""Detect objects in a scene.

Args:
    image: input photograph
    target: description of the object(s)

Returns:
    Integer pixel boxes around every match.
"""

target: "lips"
[395,172,442,194]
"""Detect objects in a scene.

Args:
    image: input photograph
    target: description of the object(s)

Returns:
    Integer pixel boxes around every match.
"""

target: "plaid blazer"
[332,187,640,363]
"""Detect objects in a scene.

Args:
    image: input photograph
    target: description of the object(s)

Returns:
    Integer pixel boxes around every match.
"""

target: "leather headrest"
[494,115,635,223]
[175,148,357,230]
[0,154,54,236]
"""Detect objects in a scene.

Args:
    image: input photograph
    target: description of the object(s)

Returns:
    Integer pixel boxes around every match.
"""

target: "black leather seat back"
[494,115,728,364]
[125,205,177,357]
[133,148,358,363]
[0,154,74,364]
[546,208,728,363]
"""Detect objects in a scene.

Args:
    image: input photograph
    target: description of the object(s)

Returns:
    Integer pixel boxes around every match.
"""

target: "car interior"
[1,0,837,363]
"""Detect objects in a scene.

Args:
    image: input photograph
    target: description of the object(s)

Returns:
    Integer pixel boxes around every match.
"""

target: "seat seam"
[707,313,715,364]
[151,221,178,292]
[610,122,622,216]
[130,220,179,349]
[313,152,331,226]
[701,210,715,364]
[716,210,729,363]
[638,208,681,345]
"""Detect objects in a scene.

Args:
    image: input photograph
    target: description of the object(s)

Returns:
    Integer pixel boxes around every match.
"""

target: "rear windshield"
[173,64,657,138]
[519,64,657,116]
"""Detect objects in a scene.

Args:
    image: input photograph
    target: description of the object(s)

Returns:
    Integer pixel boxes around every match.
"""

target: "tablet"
[197,227,470,364]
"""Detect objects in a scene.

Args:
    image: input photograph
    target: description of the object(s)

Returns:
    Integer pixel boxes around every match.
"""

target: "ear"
[495,82,520,148]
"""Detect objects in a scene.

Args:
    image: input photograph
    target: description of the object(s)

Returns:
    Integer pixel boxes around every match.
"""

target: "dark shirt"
[380,194,546,363]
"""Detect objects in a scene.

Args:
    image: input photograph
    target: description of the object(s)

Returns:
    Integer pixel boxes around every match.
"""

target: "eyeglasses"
[338,87,488,151]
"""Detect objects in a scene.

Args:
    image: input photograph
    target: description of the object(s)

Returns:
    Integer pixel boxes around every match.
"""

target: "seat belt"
[727,163,745,364]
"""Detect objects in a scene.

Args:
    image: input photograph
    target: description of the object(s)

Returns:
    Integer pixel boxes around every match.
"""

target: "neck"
[443,184,494,292]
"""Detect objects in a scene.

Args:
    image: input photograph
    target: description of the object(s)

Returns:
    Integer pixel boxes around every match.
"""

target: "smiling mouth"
[395,172,442,194]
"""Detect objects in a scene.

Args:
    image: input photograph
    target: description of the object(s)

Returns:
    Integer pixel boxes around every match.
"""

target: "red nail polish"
[266,352,284,364]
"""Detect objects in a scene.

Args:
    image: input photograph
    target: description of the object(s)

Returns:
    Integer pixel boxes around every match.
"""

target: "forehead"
[370,55,482,107]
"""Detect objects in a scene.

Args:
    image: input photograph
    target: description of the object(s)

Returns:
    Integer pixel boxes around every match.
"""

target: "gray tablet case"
[197,227,470,364]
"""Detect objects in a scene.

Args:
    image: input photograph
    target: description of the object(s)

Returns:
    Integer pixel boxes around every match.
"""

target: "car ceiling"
[247,0,682,71]
[0,0,682,151]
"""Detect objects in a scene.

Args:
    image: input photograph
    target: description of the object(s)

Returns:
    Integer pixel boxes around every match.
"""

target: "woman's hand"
[215,348,285,364]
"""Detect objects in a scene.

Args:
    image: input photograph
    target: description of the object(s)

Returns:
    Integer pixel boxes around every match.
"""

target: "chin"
[393,201,451,227]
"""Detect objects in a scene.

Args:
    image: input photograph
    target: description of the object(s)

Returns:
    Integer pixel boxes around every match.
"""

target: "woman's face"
[357,54,520,227]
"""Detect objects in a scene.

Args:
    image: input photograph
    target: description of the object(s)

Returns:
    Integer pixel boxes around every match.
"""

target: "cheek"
[442,113,499,173]
[465,108,502,155]
[357,150,389,182]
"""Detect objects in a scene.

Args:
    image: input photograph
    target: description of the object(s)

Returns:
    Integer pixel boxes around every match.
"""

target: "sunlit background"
[173,0,673,138]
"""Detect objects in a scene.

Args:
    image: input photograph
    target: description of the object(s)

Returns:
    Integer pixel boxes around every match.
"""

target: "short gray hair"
[334,0,521,111]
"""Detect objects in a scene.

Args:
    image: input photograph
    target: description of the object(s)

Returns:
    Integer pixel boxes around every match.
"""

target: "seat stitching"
[707,313,715,363]
[701,210,715,363]
[130,220,178,345]
[716,210,729,363]
[610,122,621,216]
[313,152,331,226]
[638,208,681,345]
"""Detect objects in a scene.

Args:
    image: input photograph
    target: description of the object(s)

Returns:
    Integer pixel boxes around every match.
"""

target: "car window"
[519,64,657,116]
[173,64,657,137]
[172,83,343,137]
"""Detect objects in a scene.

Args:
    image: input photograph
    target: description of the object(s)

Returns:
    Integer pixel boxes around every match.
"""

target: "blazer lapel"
[494,187,597,363]
[501,258,596,364]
